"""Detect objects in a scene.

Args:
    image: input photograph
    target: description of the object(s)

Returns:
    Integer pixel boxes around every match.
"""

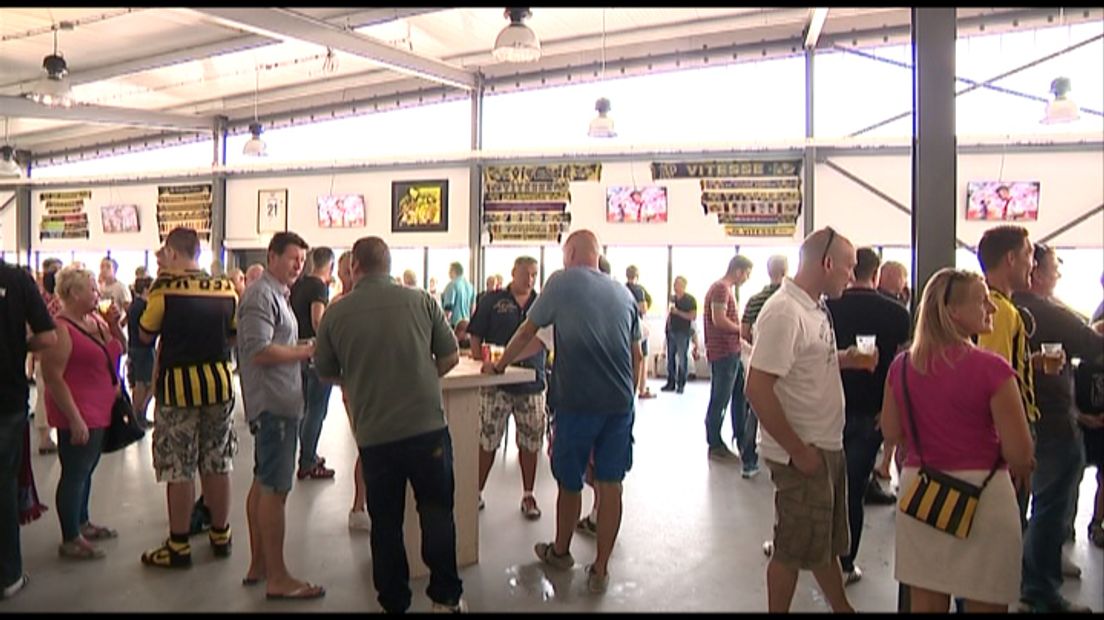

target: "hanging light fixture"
[493,8,541,63]
[25,24,75,108]
[0,119,22,178]
[588,9,616,138]
[1041,77,1080,124]
[242,67,267,157]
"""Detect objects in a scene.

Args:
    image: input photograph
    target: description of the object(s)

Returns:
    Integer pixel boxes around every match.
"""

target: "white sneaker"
[431,598,468,613]
[2,574,28,600]
[844,566,863,586]
[348,510,371,532]
[1061,550,1082,579]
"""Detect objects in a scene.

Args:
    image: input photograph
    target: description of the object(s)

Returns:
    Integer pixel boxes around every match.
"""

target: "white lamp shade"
[26,75,74,107]
[0,158,22,178]
[493,23,541,63]
[1041,97,1080,124]
[242,136,267,156]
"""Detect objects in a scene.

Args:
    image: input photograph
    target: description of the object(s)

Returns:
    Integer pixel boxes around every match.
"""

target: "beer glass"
[1040,342,1063,375]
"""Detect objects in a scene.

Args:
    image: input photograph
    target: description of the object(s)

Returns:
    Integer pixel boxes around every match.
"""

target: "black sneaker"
[675,385,685,394]
[189,497,212,536]
[659,384,676,392]
[864,481,897,505]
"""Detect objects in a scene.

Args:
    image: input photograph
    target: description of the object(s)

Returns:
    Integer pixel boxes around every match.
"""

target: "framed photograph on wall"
[392,179,449,232]
[101,204,141,233]
[258,189,288,233]
[317,194,366,228]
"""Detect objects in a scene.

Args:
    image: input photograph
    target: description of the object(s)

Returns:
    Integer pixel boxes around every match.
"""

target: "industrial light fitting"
[0,146,22,178]
[493,8,541,63]
[587,10,617,138]
[25,27,75,108]
[242,69,268,157]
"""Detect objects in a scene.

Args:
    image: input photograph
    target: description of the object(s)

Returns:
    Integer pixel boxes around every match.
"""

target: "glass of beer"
[856,334,877,368]
[490,345,505,364]
[1040,342,1063,375]
[97,299,113,316]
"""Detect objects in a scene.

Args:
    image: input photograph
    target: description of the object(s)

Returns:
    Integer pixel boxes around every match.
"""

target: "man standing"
[140,227,239,569]
[662,276,696,394]
[741,255,788,340]
[314,237,465,613]
[746,227,868,613]
[238,232,325,601]
[703,255,756,472]
[976,225,1040,525]
[877,261,909,307]
[475,273,504,308]
[290,247,336,480]
[825,247,910,586]
[1,258,57,600]
[468,256,547,519]
[1013,245,1101,613]
[98,256,132,311]
[625,266,655,399]
[441,261,475,336]
[485,230,641,595]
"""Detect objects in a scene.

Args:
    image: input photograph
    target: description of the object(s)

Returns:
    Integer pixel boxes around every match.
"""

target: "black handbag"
[897,352,1001,539]
[60,317,145,453]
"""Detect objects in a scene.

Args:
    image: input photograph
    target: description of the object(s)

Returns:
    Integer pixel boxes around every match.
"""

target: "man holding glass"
[825,247,911,586]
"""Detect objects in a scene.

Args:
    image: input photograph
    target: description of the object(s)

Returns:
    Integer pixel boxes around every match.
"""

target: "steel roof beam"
[0,95,215,132]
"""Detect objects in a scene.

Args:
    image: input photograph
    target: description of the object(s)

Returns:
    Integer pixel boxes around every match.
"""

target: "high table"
[403,357,535,578]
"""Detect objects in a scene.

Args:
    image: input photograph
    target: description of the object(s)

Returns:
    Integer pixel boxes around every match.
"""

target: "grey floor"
[6,379,1103,613]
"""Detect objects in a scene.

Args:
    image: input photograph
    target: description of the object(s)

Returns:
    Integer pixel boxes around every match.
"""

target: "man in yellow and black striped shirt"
[138,227,239,569]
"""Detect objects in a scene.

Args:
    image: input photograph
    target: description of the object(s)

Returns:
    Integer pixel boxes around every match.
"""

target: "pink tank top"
[45,319,124,431]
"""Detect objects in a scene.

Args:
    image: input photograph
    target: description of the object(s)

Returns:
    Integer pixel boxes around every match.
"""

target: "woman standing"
[332,251,370,531]
[880,268,1035,612]
[40,267,127,560]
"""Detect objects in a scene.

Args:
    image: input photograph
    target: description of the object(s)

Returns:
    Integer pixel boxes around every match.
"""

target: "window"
[604,246,668,318]
[224,99,470,166]
[73,251,107,272]
[33,140,215,179]
[389,247,425,290]
[542,244,563,285]
[426,247,471,298]
[671,246,739,331]
[956,248,982,274]
[36,251,71,270]
[739,245,800,305]
[109,250,149,288]
[879,247,913,281]
[483,246,541,292]
[1054,248,1104,320]
[814,44,913,139]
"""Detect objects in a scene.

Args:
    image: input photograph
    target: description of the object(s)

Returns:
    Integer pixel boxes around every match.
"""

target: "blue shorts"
[250,412,299,494]
[128,347,155,384]
[551,411,634,492]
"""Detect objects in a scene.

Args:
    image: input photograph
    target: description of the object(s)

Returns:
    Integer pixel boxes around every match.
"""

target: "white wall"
[816,150,1104,248]
[30,184,164,252]
[0,191,16,253]
[491,160,806,248]
[224,168,470,249]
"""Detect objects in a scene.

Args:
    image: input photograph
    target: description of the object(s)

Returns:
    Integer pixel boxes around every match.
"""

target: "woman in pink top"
[880,268,1035,612]
[40,267,127,560]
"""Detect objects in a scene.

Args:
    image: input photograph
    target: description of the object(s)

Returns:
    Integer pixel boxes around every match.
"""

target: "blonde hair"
[909,267,984,373]
[55,267,96,304]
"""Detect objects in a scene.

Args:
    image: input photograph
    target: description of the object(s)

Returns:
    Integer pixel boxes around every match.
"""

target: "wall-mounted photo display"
[482,163,600,244]
[606,186,668,223]
[317,194,366,228]
[257,189,288,233]
[482,202,572,242]
[392,180,449,232]
[39,190,91,240]
[156,183,212,241]
[101,204,141,233]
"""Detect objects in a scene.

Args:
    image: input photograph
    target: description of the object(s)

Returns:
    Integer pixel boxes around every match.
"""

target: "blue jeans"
[298,364,334,471]
[359,428,462,613]
[704,355,758,468]
[0,413,26,590]
[665,331,691,388]
[1021,431,1085,606]
[840,413,882,572]
[56,428,106,542]
[250,412,299,494]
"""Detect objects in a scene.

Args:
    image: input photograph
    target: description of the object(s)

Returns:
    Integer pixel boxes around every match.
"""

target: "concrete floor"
[6,379,1102,612]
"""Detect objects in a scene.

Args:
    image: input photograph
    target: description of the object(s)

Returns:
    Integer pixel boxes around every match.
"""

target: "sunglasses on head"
[943,271,967,306]
[821,227,837,265]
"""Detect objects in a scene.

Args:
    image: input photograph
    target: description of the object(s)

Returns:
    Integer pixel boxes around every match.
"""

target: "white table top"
[441,356,536,391]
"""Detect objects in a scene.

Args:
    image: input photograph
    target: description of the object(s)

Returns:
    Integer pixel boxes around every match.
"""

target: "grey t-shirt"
[237,270,303,422]
[314,274,458,447]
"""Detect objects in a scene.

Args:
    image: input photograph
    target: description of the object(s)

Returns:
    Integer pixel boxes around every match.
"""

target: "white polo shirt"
[748,278,845,464]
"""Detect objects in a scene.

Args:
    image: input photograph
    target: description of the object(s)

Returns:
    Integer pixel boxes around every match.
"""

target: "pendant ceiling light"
[25,24,75,108]
[493,8,541,63]
[588,10,616,138]
[0,118,22,178]
[242,68,267,157]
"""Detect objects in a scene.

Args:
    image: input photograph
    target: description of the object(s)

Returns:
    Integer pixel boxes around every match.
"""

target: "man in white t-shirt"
[745,227,872,613]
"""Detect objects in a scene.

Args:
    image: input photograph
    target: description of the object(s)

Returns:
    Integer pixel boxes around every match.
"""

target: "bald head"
[563,230,601,269]
[352,236,391,278]
[879,261,908,295]
[796,227,856,299]
[245,263,265,286]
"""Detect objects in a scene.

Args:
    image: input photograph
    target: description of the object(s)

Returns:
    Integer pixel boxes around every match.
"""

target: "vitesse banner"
[484,163,601,185]
[39,190,91,240]
[650,160,801,180]
[157,183,213,242]
[482,163,601,243]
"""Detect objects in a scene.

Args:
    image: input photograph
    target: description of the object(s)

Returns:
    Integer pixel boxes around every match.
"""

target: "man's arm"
[711,302,741,334]
[745,367,822,476]
[28,330,57,352]
[632,339,643,389]
[240,296,313,367]
[310,300,326,333]
[23,273,57,351]
[488,319,540,373]
[436,350,460,377]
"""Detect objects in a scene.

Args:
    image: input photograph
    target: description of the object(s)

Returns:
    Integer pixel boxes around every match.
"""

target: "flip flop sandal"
[266,583,326,600]
[58,541,106,560]
[242,576,264,587]
[81,523,118,540]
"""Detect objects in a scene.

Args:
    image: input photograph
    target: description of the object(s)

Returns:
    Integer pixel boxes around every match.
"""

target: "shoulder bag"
[896,352,1001,539]
[59,316,144,453]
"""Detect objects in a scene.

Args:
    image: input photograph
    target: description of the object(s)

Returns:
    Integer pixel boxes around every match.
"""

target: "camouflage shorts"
[479,387,546,453]
[152,401,238,483]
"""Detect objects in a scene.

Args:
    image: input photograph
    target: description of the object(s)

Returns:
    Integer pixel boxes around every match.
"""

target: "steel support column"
[911,8,957,315]
[804,48,816,237]
[468,73,485,289]
[17,186,31,265]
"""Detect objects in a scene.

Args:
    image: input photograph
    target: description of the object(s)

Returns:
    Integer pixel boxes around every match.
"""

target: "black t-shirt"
[290,275,329,340]
[626,282,652,317]
[667,293,697,334]
[826,288,912,417]
[127,296,154,350]
[467,288,546,394]
[1,261,55,413]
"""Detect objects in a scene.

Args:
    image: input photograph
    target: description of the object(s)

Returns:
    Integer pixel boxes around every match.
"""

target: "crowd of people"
[1,221,1101,613]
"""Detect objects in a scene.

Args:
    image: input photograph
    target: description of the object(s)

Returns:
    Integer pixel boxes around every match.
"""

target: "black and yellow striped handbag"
[897,353,1000,539]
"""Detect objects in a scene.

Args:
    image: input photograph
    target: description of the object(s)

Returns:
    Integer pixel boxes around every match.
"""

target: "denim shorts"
[250,411,300,494]
[128,347,155,384]
[550,411,634,492]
